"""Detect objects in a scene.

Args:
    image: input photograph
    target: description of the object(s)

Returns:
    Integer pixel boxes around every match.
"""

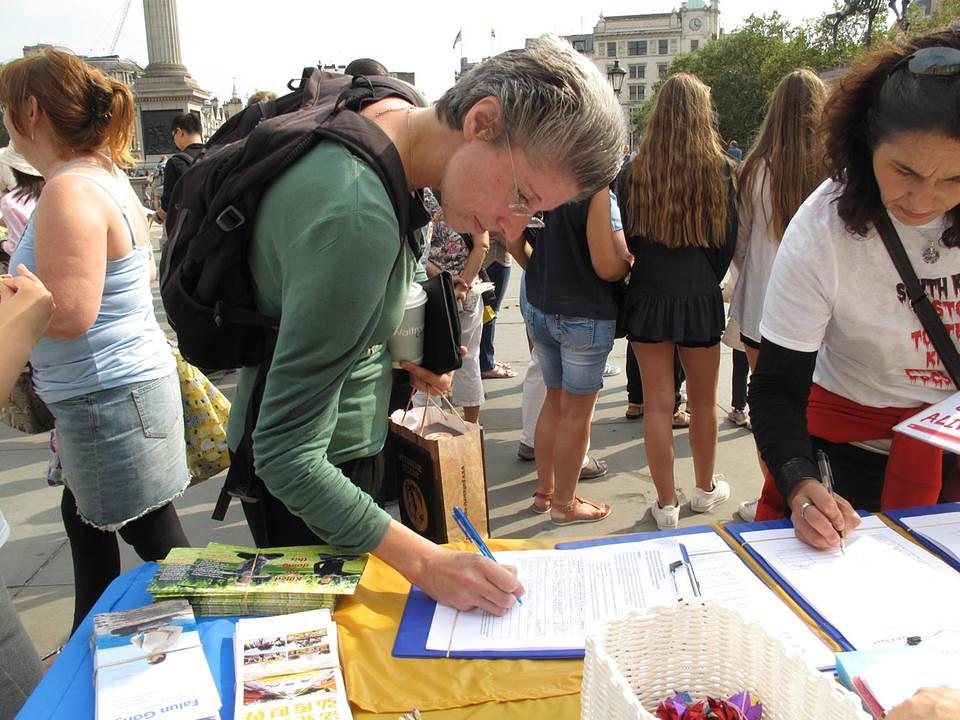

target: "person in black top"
[512,188,629,525]
[620,73,738,530]
[157,113,204,224]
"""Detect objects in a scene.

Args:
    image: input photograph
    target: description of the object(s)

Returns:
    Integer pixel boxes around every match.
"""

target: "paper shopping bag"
[388,403,489,543]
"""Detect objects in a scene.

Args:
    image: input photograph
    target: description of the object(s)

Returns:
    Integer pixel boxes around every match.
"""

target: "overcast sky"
[2,1,854,103]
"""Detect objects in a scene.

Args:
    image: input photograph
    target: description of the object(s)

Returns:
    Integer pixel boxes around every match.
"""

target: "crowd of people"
[1,25,960,719]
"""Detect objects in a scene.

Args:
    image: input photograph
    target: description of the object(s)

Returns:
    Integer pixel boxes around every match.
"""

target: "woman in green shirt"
[231,34,626,616]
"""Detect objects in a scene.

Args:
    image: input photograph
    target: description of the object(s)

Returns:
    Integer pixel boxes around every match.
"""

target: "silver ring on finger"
[799,501,813,521]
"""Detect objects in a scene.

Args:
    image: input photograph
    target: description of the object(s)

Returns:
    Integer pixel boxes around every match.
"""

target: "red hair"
[0,49,136,167]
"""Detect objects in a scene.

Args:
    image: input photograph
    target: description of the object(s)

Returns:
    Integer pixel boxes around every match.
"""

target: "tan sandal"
[530,491,553,514]
[625,402,643,420]
[550,496,611,525]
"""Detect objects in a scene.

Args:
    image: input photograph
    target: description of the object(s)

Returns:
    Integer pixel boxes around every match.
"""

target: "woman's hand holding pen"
[420,545,525,616]
[788,477,860,550]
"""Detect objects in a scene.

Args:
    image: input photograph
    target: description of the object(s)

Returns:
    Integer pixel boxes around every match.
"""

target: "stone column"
[142,0,185,70]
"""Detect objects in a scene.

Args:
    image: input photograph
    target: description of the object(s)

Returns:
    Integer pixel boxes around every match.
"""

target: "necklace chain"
[372,105,414,190]
[923,233,941,264]
[373,105,412,118]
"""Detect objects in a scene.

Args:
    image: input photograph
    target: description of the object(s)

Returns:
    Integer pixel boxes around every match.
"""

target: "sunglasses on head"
[892,46,960,77]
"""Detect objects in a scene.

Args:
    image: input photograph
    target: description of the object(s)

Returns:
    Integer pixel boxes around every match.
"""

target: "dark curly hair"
[823,27,960,246]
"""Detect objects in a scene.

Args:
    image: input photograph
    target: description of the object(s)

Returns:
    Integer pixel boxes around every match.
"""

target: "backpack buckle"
[216,206,245,232]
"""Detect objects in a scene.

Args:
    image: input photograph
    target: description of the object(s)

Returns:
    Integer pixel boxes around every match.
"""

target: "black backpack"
[159,68,426,370]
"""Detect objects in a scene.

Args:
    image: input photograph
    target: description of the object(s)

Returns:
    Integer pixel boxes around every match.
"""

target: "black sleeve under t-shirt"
[748,338,820,501]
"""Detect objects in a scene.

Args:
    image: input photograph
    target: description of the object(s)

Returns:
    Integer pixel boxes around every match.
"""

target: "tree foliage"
[904,0,960,34]
[643,14,841,147]
[631,4,898,150]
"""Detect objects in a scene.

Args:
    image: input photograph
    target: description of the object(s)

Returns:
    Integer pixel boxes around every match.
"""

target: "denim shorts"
[48,371,190,530]
[521,292,615,396]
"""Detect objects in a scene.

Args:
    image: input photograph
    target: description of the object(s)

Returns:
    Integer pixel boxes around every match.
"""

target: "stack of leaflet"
[147,543,368,616]
[92,599,220,720]
[836,643,960,718]
[233,608,353,720]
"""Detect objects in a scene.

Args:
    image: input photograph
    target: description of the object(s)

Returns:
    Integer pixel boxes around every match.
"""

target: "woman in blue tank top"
[0,49,190,632]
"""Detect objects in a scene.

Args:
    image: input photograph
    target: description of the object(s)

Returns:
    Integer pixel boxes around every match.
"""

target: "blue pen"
[679,543,701,598]
[452,506,523,605]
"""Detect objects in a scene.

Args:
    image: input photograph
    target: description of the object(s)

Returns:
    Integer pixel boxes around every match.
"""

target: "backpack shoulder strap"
[874,210,960,389]
[322,76,429,252]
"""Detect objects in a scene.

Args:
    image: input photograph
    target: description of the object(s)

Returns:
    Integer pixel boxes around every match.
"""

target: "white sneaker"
[602,363,622,377]
[650,500,680,530]
[690,475,731,513]
[737,498,759,522]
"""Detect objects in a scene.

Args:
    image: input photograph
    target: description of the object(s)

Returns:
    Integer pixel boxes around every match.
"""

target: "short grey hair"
[435,34,626,196]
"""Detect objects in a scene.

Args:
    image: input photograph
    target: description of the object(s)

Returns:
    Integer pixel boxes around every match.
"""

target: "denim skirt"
[48,371,190,530]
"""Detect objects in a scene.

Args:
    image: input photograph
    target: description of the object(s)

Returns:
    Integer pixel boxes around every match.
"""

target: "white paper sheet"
[426,532,835,667]
[426,539,687,652]
[742,520,960,650]
[858,644,960,713]
[899,508,960,565]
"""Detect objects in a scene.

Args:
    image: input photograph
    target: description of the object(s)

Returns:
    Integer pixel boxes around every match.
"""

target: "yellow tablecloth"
[334,538,584,717]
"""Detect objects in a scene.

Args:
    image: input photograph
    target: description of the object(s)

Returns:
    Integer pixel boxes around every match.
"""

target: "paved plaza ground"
[0,227,766,660]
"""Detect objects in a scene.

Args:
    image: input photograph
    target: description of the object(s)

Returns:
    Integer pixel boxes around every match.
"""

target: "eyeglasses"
[892,46,960,77]
[505,134,545,230]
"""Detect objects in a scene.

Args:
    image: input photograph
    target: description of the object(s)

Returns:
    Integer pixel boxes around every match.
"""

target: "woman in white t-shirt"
[750,29,960,550]
[728,69,828,521]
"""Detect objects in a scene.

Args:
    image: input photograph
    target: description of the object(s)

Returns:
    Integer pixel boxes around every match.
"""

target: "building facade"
[589,0,721,148]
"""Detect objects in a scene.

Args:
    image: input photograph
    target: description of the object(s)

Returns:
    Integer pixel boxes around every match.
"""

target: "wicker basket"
[581,600,868,720]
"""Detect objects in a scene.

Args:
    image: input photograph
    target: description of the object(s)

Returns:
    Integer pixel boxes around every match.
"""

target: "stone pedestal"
[135,0,210,160]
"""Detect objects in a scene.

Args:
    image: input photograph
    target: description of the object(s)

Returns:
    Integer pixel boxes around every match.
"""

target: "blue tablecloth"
[17,562,240,720]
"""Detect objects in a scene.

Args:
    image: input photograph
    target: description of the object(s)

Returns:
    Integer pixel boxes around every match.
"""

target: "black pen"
[816,450,846,554]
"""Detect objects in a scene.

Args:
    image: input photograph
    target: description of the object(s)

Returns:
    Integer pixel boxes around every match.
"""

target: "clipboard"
[392,531,703,660]
[555,524,717,551]
[392,584,580,659]
[883,502,960,572]
[722,513,874,652]
[562,524,842,669]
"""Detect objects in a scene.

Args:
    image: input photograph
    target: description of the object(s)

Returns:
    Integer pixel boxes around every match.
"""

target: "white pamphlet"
[893,390,960,453]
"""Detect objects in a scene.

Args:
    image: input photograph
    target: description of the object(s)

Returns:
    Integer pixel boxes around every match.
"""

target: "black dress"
[620,172,738,346]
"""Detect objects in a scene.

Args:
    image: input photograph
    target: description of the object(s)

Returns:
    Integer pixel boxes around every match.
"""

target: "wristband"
[774,456,820,504]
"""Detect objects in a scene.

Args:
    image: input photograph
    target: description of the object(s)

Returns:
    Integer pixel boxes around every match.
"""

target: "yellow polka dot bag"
[172,344,231,484]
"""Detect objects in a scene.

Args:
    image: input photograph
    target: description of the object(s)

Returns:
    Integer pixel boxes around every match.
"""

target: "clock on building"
[688,17,702,30]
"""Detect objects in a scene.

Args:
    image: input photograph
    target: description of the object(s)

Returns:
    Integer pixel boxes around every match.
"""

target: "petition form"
[740,516,960,650]
[426,539,688,652]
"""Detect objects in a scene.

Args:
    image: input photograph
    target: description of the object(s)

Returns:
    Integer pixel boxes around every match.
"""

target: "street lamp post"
[606,60,631,153]
[607,59,626,95]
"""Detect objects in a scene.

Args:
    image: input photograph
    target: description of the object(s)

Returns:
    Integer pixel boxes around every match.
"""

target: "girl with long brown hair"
[729,68,828,521]
[620,73,738,529]
[731,69,828,361]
